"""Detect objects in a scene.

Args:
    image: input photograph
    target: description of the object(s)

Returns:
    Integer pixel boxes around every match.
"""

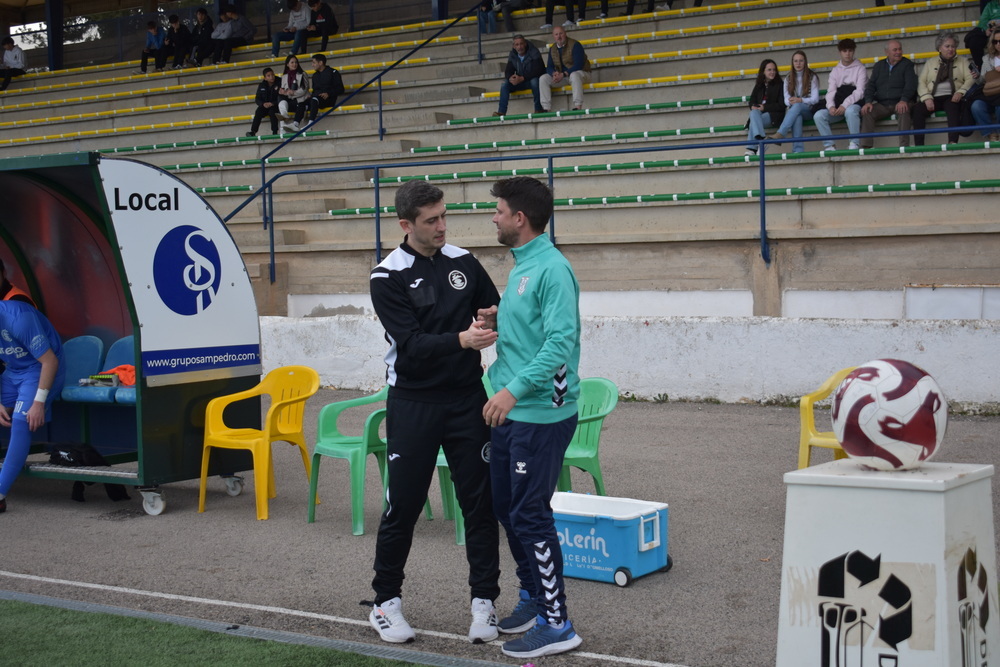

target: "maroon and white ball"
[831,359,948,471]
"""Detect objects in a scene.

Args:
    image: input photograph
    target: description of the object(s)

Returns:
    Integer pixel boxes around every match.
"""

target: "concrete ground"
[1,389,998,667]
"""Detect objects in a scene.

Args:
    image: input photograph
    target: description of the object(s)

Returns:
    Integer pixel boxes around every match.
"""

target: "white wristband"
[34,388,49,403]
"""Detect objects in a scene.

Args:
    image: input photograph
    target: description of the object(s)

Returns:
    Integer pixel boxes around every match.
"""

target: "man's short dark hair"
[837,38,857,51]
[395,181,444,223]
[262,67,274,76]
[312,53,327,64]
[147,21,157,29]
[1,37,14,47]
[490,177,553,233]
[168,14,179,23]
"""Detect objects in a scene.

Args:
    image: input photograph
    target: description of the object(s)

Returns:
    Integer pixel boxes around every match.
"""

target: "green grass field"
[1,599,412,666]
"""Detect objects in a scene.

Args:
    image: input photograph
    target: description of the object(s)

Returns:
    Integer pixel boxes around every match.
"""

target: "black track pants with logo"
[372,388,501,603]
[490,413,578,625]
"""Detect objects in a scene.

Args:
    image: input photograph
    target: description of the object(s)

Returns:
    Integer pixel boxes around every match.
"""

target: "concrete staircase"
[1,0,996,317]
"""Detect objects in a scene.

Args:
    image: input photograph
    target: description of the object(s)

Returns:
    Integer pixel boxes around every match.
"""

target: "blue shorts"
[1,370,59,422]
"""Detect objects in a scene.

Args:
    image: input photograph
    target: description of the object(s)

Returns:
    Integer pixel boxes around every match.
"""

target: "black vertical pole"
[432,0,449,21]
[45,0,64,71]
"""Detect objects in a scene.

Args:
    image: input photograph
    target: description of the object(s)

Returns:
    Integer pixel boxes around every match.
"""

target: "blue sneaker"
[498,589,536,634]
[501,616,583,658]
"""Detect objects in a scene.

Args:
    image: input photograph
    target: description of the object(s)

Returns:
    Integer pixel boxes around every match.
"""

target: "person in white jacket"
[771,50,821,153]
[277,54,311,131]
[813,39,869,150]
[271,0,312,57]
[1,37,27,91]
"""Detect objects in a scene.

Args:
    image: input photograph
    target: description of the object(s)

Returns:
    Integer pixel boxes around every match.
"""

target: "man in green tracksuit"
[481,176,583,659]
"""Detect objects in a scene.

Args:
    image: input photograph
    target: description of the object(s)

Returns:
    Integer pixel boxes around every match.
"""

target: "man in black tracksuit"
[307,53,345,124]
[367,181,501,646]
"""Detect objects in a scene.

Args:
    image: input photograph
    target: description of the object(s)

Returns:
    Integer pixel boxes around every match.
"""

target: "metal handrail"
[227,2,481,253]
[229,121,998,282]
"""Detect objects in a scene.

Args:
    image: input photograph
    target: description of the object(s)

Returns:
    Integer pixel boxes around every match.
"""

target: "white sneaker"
[562,20,575,27]
[848,141,860,150]
[597,12,607,18]
[370,598,415,643]
[539,23,552,29]
[469,597,499,644]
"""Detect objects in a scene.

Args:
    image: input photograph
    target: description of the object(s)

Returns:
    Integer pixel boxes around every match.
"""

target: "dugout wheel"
[223,475,245,497]
[660,555,674,573]
[140,488,166,516]
[614,567,633,587]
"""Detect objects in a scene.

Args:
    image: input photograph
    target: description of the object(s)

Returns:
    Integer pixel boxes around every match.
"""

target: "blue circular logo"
[153,225,222,316]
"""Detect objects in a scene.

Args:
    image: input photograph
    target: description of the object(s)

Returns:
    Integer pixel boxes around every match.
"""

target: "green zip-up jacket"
[488,233,581,424]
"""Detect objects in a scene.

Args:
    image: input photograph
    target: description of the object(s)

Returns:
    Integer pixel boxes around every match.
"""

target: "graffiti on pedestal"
[818,550,913,667]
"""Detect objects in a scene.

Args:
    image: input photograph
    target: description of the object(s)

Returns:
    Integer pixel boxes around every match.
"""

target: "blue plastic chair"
[58,336,105,400]
[61,335,134,404]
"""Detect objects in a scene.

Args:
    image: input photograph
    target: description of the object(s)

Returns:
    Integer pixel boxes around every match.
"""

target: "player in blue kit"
[0,300,65,513]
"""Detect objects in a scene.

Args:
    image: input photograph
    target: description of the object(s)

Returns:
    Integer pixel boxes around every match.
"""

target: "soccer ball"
[830,359,948,471]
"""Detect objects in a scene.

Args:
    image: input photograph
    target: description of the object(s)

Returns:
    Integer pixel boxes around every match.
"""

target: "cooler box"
[551,492,671,587]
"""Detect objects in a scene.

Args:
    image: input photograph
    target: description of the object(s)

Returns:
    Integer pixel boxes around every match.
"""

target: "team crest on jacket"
[448,270,467,290]
[517,276,530,295]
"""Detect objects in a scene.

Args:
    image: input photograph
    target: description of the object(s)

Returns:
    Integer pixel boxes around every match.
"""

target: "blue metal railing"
[227,3,483,265]
[225,122,999,282]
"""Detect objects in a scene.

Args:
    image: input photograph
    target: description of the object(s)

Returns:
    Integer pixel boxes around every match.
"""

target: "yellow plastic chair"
[198,365,320,520]
[556,377,619,495]
[798,366,857,469]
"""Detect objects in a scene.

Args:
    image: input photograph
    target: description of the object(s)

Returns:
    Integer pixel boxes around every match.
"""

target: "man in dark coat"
[495,34,546,115]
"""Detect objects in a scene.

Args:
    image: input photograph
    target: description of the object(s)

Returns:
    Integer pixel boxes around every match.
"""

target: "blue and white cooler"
[551,491,672,587]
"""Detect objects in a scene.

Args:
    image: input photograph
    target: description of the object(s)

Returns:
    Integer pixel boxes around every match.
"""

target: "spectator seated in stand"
[164,14,192,70]
[305,53,345,127]
[272,0,311,57]
[188,8,214,67]
[743,58,784,156]
[1,36,26,92]
[540,1,575,30]
[489,0,534,34]
[307,0,339,51]
[277,54,311,132]
[814,39,868,150]
[479,1,499,34]
[495,34,545,115]
[965,0,1000,69]
[860,39,917,148]
[913,32,973,145]
[539,24,591,111]
[136,20,166,74]
[971,29,1000,141]
[213,5,255,65]
[771,50,821,153]
[575,0,609,21]
[247,67,281,137]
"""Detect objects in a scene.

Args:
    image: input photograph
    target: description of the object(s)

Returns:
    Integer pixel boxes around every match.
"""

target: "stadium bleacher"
[0,0,995,318]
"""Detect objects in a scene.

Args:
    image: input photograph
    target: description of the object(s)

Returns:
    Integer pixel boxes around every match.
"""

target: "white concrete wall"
[261,315,1000,407]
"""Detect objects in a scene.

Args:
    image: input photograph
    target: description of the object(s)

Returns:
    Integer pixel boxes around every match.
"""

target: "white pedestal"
[777,460,1000,667]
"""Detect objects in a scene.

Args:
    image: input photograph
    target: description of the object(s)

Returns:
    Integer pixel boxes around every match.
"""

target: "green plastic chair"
[307,386,434,534]
[556,377,619,495]
[307,386,389,534]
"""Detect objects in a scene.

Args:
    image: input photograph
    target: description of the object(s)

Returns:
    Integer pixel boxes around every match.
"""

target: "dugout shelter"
[0,151,261,515]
